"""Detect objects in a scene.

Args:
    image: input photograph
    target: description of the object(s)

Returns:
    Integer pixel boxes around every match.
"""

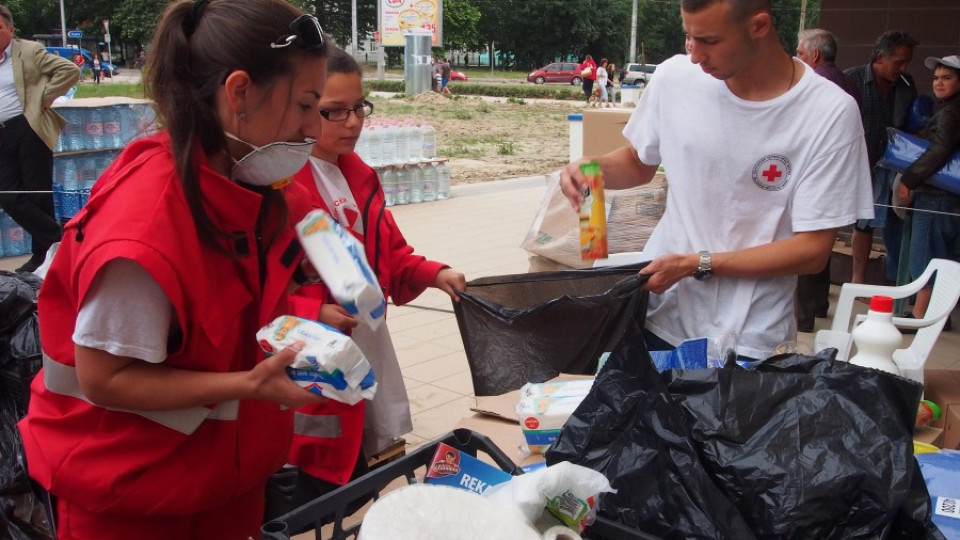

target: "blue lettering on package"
[286,367,349,391]
[424,442,512,495]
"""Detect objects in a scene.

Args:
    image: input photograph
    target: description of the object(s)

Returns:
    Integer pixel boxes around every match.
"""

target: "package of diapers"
[517,381,593,453]
[257,315,377,405]
[296,210,387,330]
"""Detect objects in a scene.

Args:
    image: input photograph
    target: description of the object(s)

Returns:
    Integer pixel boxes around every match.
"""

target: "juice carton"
[578,161,608,260]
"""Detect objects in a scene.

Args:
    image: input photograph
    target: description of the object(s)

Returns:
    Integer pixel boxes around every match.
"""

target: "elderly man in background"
[794,28,864,332]
[846,31,918,289]
[0,4,80,272]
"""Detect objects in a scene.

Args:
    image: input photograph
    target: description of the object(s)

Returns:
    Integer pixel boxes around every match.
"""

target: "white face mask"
[225,132,315,188]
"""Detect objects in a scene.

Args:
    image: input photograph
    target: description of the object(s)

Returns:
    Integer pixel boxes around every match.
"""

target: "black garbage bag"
[454,265,646,396]
[545,314,759,540]
[0,272,37,335]
[3,312,42,416]
[547,312,943,540]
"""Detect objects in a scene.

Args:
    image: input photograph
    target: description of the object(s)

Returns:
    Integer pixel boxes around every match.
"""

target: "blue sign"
[67,30,82,39]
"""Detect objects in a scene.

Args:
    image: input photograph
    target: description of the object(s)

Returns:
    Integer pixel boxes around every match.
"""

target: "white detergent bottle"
[848,295,902,375]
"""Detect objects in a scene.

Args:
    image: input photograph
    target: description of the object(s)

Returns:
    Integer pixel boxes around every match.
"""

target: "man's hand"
[559,158,593,211]
[248,343,327,409]
[639,253,699,294]
[897,181,912,207]
[435,268,467,302]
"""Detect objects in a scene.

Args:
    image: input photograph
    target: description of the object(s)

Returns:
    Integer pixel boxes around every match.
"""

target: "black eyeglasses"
[319,100,374,122]
[271,14,325,51]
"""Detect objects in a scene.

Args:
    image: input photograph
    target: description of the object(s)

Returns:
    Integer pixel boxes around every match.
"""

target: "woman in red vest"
[18,1,329,538]
[284,47,465,516]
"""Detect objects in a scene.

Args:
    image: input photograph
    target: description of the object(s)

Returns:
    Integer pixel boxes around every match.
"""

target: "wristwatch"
[693,250,713,281]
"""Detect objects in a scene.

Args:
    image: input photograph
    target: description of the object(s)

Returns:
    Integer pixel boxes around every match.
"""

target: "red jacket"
[287,153,445,484]
[19,132,312,516]
[580,58,598,81]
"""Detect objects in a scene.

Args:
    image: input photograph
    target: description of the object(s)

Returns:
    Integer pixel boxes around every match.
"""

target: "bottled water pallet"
[0,210,31,259]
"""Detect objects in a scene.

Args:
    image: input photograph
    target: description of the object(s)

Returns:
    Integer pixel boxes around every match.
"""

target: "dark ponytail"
[143,0,328,253]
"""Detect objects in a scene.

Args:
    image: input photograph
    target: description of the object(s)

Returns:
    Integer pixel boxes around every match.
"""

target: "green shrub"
[498,141,515,155]
[477,102,493,113]
[364,79,584,101]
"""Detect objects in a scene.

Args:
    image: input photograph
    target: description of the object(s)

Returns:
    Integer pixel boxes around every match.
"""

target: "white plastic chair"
[814,258,960,384]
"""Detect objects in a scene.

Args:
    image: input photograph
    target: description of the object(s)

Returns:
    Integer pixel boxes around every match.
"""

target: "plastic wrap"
[879,128,960,195]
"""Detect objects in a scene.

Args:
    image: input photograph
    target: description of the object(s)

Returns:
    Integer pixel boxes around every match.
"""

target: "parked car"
[46,46,119,76]
[433,64,468,82]
[620,63,657,87]
[527,62,583,85]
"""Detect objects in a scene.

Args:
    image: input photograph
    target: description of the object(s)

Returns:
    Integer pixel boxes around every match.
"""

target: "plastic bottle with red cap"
[849,295,902,375]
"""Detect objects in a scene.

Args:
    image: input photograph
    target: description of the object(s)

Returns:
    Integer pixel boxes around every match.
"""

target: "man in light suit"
[0,4,80,272]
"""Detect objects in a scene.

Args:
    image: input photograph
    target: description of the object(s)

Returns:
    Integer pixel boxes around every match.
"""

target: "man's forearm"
[593,145,659,190]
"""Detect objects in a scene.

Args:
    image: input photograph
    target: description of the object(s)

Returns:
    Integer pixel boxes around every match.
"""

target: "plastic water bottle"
[421,162,438,202]
[849,295,902,375]
[380,167,397,207]
[408,122,424,162]
[52,160,65,222]
[378,124,394,165]
[61,157,81,219]
[394,166,409,205]
[355,129,369,163]
[394,123,409,164]
[1,212,27,256]
[408,163,423,203]
[0,211,6,256]
[102,106,123,149]
[80,156,99,208]
[60,108,85,152]
[84,108,104,150]
[421,123,437,159]
[437,161,452,199]
[119,105,138,144]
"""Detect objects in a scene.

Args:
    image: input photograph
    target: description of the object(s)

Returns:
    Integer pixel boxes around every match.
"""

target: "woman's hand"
[319,304,359,333]
[435,268,467,302]
[897,182,912,207]
[247,343,326,409]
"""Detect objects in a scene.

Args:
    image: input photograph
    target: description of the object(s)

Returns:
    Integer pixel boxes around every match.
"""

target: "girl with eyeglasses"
[281,47,465,519]
[18,0,329,537]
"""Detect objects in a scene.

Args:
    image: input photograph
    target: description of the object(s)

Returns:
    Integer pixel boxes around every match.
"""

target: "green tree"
[443,0,481,51]
[307,0,377,50]
[113,0,168,49]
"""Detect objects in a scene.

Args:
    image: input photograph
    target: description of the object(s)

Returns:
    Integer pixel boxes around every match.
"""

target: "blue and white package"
[879,128,960,196]
[296,210,387,330]
[256,315,377,405]
[648,337,710,372]
[916,450,960,539]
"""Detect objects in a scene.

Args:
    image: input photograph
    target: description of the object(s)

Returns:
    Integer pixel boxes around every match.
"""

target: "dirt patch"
[370,94,583,184]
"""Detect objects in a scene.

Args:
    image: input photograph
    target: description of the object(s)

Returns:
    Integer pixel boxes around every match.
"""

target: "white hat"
[924,55,960,71]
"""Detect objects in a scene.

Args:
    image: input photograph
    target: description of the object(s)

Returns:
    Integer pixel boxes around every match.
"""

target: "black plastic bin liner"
[548,313,944,540]
[546,316,759,540]
[664,352,934,540]
[454,264,646,396]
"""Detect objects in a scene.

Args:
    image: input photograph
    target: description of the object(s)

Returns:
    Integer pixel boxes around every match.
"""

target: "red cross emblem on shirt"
[762,164,783,183]
[752,155,791,191]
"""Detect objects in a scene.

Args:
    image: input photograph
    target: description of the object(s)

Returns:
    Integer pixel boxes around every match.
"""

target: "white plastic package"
[296,209,386,330]
[256,315,377,405]
[519,379,595,399]
[517,380,593,454]
[485,461,614,532]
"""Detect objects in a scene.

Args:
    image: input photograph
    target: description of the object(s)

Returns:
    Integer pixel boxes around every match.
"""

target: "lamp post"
[59,0,67,46]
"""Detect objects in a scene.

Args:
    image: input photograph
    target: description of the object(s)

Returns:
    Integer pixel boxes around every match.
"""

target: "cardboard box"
[582,108,634,158]
[915,426,945,447]
[923,369,960,449]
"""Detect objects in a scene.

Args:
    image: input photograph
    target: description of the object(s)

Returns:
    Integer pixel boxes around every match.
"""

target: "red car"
[434,64,468,82]
[527,62,582,85]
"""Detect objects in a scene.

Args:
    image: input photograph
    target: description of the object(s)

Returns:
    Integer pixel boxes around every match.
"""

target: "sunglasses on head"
[271,14,325,51]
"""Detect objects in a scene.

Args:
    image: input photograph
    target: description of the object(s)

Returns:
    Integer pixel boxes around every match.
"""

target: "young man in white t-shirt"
[560,0,873,359]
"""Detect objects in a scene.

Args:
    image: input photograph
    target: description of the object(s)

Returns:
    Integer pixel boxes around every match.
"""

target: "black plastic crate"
[260,428,660,540]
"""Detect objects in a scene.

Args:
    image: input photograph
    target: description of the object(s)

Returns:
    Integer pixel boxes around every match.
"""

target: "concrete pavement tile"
[394,338,458,369]
[403,377,426,390]
[410,395,475,440]
[385,308,451,333]
[431,369,476,396]
[407,383,463,415]
[401,353,468,383]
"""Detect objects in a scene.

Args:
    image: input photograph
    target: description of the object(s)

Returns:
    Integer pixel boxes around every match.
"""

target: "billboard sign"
[380,0,442,47]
